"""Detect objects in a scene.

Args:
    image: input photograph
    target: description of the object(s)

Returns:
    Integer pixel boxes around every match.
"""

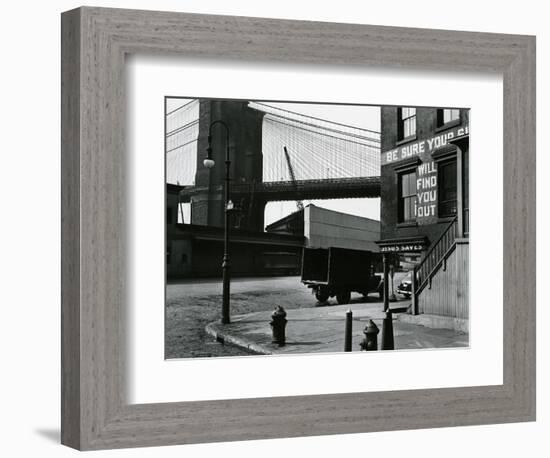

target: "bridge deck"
[178,176,381,202]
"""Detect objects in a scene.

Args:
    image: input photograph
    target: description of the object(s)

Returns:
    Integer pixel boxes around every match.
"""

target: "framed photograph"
[61,6,535,450]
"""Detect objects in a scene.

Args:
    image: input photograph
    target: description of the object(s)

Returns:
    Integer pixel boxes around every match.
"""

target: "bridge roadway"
[179,176,381,202]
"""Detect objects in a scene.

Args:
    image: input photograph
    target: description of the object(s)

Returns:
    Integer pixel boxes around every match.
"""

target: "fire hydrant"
[270,306,287,346]
[359,320,379,351]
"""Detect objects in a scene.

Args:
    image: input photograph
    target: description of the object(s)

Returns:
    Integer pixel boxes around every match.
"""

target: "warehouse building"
[376,107,469,328]
[166,184,304,278]
[167,189,381,279]
[266,204,380,252]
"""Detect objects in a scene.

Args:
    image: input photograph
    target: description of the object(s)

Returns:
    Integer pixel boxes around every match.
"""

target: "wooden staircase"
[412,216,460,314]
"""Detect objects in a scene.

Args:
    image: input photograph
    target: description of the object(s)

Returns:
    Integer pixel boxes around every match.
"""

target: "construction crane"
[283,146,304,211]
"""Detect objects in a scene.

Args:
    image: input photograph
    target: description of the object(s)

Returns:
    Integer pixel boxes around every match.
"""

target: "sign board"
[379,241,426,253]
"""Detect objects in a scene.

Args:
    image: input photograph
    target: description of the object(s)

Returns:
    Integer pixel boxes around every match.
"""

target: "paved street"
[167,276,307,358]
[166,273,409,359]
[166,276,307,359]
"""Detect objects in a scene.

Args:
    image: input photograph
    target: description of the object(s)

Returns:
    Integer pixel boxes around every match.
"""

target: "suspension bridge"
[165,98,381,231]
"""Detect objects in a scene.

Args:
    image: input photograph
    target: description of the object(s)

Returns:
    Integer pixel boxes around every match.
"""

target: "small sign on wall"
[380,243,425,253]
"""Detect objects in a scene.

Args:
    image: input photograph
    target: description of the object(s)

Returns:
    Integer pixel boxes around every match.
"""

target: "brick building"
[376,106,469,326]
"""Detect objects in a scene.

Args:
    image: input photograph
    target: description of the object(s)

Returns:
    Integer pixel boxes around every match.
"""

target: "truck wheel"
[315,289,329,303]
[336,291,351,305]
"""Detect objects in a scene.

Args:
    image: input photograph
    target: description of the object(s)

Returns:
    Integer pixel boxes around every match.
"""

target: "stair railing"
[414,216,459,297]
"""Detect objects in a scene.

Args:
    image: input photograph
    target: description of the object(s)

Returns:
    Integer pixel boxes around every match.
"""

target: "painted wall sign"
[415,161,437,223]
[382,125,469,165]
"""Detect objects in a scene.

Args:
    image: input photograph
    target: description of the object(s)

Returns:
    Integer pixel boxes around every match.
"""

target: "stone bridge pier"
[191,99,266,232]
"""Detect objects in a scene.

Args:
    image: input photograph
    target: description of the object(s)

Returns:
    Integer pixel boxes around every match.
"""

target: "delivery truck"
[301,247,383,304]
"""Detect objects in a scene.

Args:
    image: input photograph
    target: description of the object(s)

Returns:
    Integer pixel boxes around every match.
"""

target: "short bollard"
[344,309,353,352]
[381,311,395,350]
[270,306,287,346]
[360,320,379,351]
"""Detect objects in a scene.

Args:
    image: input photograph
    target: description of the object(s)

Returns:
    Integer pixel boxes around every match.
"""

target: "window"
[438,160,457,217]
[399,170,417,223]
[398,107,416,140]
[437,108,460,127]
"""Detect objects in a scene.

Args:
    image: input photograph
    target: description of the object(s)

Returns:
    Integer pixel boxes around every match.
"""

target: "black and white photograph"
[165,98,470,359]
[2,0,543,455]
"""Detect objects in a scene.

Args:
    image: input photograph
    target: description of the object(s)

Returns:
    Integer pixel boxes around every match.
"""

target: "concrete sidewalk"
[205,301,469,355]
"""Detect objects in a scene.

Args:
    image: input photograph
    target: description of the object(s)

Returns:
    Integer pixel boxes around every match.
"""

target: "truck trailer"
[301,247,383,304]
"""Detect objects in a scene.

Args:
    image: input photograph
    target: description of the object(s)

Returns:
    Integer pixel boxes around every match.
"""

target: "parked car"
[397,272,413,298]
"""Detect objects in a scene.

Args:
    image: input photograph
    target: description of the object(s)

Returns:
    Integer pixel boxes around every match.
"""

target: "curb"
[396,313,469,333]
[205,322,272,355]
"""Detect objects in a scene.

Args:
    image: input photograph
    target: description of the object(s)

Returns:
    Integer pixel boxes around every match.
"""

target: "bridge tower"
[192,100,266,231]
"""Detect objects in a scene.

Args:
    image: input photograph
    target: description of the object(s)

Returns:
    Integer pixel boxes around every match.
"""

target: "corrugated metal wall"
[419,240,469,319]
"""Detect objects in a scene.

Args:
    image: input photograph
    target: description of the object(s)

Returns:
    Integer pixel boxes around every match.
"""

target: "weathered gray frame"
[61,6,536,451]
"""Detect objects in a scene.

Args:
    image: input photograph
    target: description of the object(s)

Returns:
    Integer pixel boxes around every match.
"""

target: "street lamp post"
[203,120,232,324]
[389,263,397,302]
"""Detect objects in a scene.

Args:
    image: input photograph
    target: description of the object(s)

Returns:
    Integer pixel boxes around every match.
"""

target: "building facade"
[377,106,469,324]
[167,189,383,280]
[166,184,304,279]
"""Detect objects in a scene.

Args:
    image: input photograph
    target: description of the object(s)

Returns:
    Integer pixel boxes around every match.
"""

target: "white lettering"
[382,125,468,165]
[415,160,438,222]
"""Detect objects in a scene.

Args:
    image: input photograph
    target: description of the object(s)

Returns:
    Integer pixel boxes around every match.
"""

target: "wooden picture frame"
[61,6,536,450]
